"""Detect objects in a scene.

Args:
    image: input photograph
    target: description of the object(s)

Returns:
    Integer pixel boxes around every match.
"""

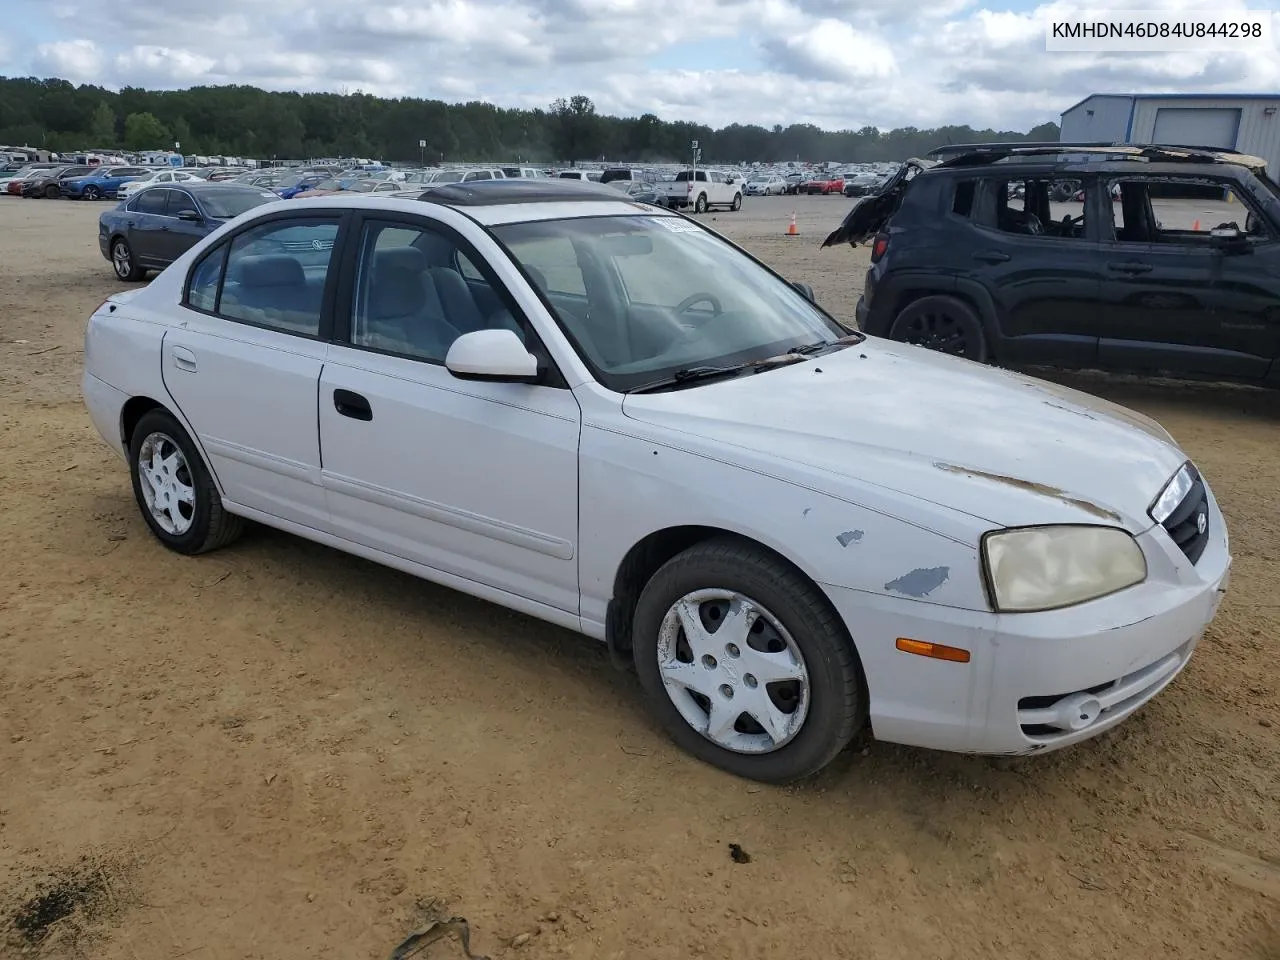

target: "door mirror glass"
[445,329,540,382]
[176,209,201,221]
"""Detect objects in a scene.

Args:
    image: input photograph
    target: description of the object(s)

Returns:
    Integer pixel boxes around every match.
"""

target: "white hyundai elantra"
[81,179,1231,782]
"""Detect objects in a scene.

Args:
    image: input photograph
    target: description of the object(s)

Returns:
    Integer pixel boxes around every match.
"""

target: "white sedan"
[81,180,1231,782]
[116,169,204,199]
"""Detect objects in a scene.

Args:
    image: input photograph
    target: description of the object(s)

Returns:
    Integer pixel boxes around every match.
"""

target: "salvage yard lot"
[1,194,1277,959]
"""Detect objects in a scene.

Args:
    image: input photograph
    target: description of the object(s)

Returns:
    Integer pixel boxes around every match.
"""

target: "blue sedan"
[98,182,279,281]
[60,165,151,200]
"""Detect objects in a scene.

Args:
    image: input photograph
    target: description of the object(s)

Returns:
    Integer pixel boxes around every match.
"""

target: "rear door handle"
[1107,261,1153,274]
[171,345,197,372]
[973,250,1010,263]
[333,389,372,422]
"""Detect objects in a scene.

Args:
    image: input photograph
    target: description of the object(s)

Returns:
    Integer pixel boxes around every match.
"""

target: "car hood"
[620,339,1187,534]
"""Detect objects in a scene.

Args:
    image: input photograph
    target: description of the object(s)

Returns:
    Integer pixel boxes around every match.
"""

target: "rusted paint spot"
[885,566,950,597]
[1044,401,1097,421]
[836,530,864,547]
[933,462,1122,523]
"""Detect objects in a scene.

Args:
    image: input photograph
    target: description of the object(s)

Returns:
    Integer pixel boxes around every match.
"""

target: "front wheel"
[632,538,866,783]
[82,185,102,200]
[730,193,742,211]
[694,193,708,214]
[128,409,245,555]
[889,295,988,363]
[45,184,59,199]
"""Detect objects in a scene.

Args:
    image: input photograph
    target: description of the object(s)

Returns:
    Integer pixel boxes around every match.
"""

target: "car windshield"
[491,215,848,392]
[200,189,276,219]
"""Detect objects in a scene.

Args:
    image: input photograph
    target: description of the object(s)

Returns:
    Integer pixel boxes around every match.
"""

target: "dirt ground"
[1,193,1278,960]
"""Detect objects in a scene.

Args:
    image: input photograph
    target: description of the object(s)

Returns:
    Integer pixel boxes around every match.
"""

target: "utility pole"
[419,139,426,167]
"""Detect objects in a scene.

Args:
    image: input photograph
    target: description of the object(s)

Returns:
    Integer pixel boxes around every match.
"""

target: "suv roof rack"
[928,141,1253,168]
[417,178,627,206]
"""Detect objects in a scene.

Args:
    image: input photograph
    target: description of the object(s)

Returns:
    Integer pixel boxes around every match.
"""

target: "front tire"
[82,185,102,200]
[694,193,708,214]
[632,538,866,783]
[888,295,989,363]
[111,238,144,282]
[730,192,742,211]
[45,184,59,199]
[129,409,245,555]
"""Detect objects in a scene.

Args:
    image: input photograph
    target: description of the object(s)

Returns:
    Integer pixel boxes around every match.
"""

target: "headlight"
[1150,461,1195,524]
[982,525,1147,613]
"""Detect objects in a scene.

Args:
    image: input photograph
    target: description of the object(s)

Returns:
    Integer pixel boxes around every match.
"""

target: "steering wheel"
[674,292,723,318]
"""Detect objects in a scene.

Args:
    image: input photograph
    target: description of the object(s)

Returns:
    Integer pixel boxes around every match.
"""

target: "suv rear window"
[600,169,632,183]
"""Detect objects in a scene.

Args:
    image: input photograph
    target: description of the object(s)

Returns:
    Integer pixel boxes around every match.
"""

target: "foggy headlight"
[982,525,1147,613]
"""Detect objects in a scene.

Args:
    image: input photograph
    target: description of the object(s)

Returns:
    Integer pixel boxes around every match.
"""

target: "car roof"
[926,141,1267,174]
[277,183,670,226]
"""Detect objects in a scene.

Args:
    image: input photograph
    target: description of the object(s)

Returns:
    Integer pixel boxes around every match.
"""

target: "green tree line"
[0,76,1060,164]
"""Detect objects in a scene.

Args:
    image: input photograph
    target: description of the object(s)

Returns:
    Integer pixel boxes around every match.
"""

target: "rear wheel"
[889,295,988,362]
[111,238,145,281]
[694,193,708,214]
[45,184,59,199]
[730,193,742,211]
[128,409,244,555]
[632,538,866,783]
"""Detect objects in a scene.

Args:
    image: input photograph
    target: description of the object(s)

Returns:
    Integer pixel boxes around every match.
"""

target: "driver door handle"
[171,345,197,372]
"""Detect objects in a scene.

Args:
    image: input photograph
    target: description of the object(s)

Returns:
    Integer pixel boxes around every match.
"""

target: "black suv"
[22,164,94,199]
[824,142,1280,386]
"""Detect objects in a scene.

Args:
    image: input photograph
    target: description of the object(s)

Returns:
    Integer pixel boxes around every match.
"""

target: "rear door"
[126,189,173,268]
[965,175,1105,367]
[1094,176,1268,378]
[160,212,346,529]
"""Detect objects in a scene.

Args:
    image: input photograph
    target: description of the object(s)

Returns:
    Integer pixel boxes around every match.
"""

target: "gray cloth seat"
[221,254,321,332]
[363,247,460,359]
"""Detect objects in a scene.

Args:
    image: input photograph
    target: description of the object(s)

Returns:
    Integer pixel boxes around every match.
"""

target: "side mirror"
[791,281,816,303]
[445,329,540,383]
[176,209,201,221]
[1210,225,1251,254]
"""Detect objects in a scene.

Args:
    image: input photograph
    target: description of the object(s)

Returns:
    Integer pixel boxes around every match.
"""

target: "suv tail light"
[870,233,889,263]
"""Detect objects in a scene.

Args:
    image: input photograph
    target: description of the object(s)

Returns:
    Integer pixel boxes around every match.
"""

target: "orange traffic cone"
[785,211,799,238]
[1193,219,1201,231]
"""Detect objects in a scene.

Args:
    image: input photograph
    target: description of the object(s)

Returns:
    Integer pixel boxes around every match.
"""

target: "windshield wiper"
[626,365,749,395]
[787,333,865,356]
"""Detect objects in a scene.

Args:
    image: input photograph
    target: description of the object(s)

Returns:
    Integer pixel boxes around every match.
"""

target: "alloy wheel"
[136,432,197,535]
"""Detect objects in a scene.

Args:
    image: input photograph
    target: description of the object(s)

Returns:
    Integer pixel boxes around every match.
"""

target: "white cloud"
[3,0,1278,131]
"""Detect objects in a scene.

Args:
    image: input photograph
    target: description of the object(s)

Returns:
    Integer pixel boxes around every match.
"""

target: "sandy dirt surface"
[1,194,1278,960]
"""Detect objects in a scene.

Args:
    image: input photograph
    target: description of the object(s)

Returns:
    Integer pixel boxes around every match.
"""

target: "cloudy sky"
[3,0,1278,131]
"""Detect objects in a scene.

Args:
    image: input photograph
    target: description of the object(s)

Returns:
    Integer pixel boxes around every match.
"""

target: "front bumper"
[822,483,1231,756]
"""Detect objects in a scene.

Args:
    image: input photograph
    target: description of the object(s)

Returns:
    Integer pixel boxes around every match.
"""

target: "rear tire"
[632,538,866,783]
[128,409,245,555]
[730,193,742,211]
[888,295,988,363]
[45,184,59,199]
[111,238,144,282]
[694,193,708,214]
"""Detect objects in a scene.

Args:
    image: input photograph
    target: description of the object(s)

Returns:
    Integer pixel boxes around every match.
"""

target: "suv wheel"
[694,193,708,214]
[889,295,988,363]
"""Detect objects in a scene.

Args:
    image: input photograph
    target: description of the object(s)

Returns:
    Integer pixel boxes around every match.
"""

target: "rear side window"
[952,179,976,217]
[131,189,169,215]
[184,217,340,336]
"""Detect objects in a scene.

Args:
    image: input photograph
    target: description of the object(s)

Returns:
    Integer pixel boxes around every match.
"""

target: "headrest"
[368,264,427,319]
[234,254,305,288]
[374,246,427,274]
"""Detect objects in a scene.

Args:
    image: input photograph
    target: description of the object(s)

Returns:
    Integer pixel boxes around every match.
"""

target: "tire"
[632,538,866,783]
[694,193,707,214]
[82,185,101,200]
[111,238,144,282]
[730,193,742,211]
[888,294,988,363]
[45,184,59,199]
[128,408,245,555]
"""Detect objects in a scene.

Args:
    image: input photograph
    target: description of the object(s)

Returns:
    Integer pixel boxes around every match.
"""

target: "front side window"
[493,215,846,390]
[216,218,341,335]
[1108,176,1272,244]
[349,219,526,362]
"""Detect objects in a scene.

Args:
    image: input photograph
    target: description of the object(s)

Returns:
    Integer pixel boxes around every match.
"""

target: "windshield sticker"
[648,217,701,233]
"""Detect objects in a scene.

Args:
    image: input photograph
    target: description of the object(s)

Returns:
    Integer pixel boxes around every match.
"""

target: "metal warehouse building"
[1059,94,1280,173]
